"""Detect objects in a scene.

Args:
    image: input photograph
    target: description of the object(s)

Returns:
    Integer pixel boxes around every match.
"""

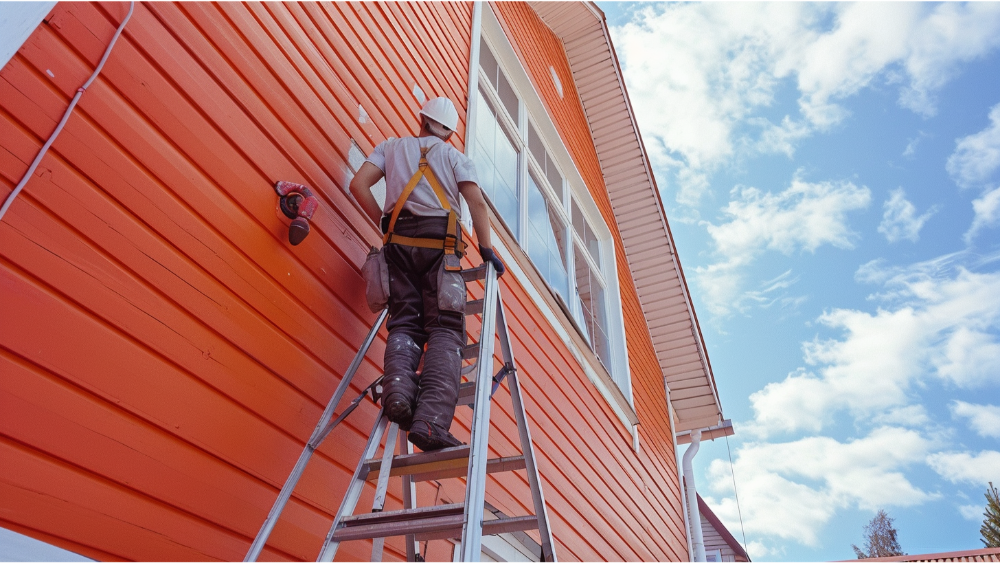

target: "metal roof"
[528,1,725,433]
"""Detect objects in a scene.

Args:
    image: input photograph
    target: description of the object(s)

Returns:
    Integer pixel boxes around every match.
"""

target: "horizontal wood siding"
[0,1,685,561]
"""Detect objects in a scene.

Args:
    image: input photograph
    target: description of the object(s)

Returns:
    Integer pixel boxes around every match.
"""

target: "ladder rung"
[457,380,475,405]
[462,266,487,282]
[335,513,466,542]
[462,343,480,360]
[410,455,526,482]
[413,514,541,542]
[465,298,484,316]
[364,446,527,482]
[364,445,469,480]
[334,503,465,541]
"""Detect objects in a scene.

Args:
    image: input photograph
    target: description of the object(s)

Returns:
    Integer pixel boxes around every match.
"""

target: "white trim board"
[0,2,56,71]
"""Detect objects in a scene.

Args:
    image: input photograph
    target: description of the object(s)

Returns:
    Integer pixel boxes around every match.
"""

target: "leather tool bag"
[362,245,390,313]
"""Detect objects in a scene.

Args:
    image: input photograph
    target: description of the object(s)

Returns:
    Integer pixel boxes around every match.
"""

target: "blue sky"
[600,2,1000,560]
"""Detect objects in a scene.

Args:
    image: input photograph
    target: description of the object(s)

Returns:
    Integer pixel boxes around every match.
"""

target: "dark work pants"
[381,214,465,432]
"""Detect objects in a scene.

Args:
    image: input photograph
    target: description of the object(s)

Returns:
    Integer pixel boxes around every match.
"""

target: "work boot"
[407,419,463,452]
[382,393,413,431]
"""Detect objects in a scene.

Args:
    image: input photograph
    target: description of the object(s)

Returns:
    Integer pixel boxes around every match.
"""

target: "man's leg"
[382,244,426,431]
[408,251,466,451]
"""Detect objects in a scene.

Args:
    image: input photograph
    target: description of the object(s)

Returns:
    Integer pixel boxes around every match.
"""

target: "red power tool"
[274,181,319,246]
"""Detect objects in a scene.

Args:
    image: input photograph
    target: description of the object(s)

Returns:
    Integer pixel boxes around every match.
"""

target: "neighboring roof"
[528,2,724,432]
[698,495,751,562]
[846,548,1000,562]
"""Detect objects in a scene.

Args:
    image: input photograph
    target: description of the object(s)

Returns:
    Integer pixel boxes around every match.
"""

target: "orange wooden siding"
[1,2,685,561]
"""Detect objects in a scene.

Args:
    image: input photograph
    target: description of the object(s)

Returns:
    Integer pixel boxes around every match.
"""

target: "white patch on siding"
[347,140,366,173]
[46,69,54,77]
[344,138,386,208]
[358,104,369,124]
[0,2,57,71]
[412,84,426,104]
[549,66,563,98]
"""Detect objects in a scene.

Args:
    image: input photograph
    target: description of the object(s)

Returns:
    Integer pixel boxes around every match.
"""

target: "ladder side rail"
[459,263,500,561]
[318,413,391,562]
[400,433,419,562]
[370,423,401,562]
[499,297,556,562]
[246,308,388,562]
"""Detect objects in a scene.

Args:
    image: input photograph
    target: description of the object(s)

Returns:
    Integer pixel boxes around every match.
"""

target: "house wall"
[0,1,685,560]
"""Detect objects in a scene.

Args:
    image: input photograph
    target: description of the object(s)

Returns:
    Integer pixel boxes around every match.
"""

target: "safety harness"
[382,144,467,256]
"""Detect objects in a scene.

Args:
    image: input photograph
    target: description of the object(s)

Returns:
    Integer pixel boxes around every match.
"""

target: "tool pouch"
[437,253,466,313]
[362,245,390,313]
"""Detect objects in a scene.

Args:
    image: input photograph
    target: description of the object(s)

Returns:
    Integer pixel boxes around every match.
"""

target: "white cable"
[0,1,135,223]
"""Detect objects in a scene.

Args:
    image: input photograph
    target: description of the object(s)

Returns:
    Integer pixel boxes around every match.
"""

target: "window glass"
[575,247,611,370]
[526,174,570,302]
[479,38,499,90]
[528,122,563,197]
[572,199,600,263]
[474,89,519,233]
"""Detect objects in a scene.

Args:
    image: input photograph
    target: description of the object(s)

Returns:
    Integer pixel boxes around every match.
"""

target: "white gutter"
[682,429,706,562]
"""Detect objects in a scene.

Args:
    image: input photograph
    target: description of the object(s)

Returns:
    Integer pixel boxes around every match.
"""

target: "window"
[472,38,623,393]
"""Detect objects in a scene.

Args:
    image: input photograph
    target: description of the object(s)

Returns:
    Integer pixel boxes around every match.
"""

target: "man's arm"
[349,162,385,224]
[458,181,492,249]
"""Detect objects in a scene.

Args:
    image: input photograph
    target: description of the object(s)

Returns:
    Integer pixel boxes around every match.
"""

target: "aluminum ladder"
[244,263,556,562]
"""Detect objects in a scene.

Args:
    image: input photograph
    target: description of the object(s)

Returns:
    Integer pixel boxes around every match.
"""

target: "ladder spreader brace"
[244,263,557,562]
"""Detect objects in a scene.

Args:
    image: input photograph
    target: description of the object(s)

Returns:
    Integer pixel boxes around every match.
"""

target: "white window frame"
[0,2,56,71]
[464,6,635,431]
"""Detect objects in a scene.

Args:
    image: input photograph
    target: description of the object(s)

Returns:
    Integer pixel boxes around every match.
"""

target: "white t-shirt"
[366,136,479,218]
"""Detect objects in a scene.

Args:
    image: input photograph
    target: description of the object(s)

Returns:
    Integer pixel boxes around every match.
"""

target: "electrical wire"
[725,433,750,556]
[0,1,135,223]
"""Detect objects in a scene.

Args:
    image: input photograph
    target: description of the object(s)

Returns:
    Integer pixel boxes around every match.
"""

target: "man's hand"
[479,245,505,277]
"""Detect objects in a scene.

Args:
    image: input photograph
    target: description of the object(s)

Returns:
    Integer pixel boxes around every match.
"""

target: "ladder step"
[465,298,484,316]
[457,380,475,405]
[363,445,527,482]
[333,503,541,542]
[462,342,480,360]
[414,515,541,542]
[462,265,487,282]
[364,445,469,480]
[334,504,466,542]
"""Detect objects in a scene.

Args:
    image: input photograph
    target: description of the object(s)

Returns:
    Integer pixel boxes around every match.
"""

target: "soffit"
[528,1,724,434]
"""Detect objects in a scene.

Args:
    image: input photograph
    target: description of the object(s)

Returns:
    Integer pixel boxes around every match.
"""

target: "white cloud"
[878,188,936,243]
[705,427,936,548]
[613,3,1000,206]
[928,450,1000,485]
[696,178,871,316]
[965,186,1000,244]
[959,504,983,521]
[951,401,1000,439]
[948,103,1000,190]
[749,260,1000,435]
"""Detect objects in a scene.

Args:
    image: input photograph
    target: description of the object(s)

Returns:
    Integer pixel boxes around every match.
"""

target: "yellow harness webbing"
[382,145,466,255]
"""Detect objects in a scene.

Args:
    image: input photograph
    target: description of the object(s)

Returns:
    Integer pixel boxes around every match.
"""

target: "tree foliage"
[852,509,904,559]
[983,482,1000,548]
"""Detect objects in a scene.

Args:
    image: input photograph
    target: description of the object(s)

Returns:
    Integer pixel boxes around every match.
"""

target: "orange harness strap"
[382,145,466,255]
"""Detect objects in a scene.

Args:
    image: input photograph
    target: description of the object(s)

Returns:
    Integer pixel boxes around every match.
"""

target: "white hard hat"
[419,97,459,132]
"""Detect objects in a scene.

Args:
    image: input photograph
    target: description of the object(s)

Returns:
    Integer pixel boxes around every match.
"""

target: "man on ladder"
[349,97,505,452]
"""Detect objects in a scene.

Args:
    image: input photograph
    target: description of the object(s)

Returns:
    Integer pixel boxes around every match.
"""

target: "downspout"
[682,429,706,562]
[666,383,694,561]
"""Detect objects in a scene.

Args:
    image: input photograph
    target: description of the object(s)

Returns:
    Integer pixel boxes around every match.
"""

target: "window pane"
[572,199,600,264]
[498,72,519,124]
[474,90,519,233]
[479,38,499,89]
[546,165,563,199]
[528,122,545,166]
[527,174,569,302]
[575,247,612,370]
